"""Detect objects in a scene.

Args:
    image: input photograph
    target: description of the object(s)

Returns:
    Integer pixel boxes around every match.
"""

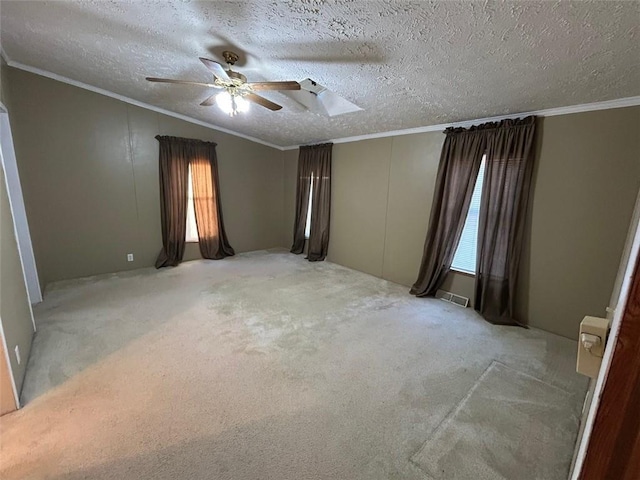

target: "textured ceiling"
[1,0,639,147]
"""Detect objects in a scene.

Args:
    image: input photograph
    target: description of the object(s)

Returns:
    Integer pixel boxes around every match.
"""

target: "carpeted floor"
[0,249,588,479]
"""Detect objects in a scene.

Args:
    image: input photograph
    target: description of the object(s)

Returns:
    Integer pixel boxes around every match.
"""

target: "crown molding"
[282,95,640,150]
[3,55,285,151]
[3,53,639,153]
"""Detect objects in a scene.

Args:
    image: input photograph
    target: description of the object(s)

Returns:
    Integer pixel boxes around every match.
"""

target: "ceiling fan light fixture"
[216,91,250,116]
[216,91,233,115]
[235,95,250,113]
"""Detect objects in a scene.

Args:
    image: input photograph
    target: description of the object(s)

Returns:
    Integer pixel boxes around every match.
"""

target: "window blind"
[451,158,486,274]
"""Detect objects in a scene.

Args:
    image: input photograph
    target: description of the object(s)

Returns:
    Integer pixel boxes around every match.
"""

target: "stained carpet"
[0,250,587,479]
[411,361,581,479]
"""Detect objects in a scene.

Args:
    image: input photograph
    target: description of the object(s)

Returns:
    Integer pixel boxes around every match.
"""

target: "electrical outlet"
[14,345,20,365]
[577,316,609,378]
[127,253,134,262]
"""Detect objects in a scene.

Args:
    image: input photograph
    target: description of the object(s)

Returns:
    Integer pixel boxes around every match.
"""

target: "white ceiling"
[1,1,639,147]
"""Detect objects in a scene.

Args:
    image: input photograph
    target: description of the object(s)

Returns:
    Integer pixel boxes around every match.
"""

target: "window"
[451,157,486,274]
[304,174,314,239]
[185,165,199,242]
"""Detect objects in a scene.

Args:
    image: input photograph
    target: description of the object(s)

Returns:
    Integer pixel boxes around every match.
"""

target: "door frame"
[0,101,42,308]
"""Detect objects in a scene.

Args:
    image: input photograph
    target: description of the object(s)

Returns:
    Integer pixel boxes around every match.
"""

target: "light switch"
[576,316,609,378]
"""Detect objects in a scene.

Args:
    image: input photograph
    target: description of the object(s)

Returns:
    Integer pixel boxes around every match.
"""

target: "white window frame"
[185,165,199,243]
[450,156,486,275]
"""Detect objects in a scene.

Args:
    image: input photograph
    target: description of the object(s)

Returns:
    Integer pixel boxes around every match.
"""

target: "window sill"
[186,240,200,244]
[450,266,475,277]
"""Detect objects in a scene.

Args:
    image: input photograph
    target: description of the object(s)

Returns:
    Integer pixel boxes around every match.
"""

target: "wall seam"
[281,149,286,249]
[380,137,395,279]
[125,105,140,222]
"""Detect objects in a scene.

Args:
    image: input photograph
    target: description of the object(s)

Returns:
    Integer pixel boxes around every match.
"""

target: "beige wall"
[283,107,640,339]
[382,133,442,285]
[282,149,298,249]
[1,164,34,398]
[328,138,393,277]
[514,108,639,337]
[6,67,284,288]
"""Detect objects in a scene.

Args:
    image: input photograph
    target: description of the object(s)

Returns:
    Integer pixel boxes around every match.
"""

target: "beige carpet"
[0,250,587,479]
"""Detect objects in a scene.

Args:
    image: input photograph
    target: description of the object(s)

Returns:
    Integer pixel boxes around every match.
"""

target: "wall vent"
[436,290,469,308]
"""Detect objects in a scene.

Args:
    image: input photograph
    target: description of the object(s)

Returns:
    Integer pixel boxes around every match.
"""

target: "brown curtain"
[190,144,235,260]
[474,117,537,325]
[155,136,190,268]
[307,144,332,261]
[155,136,234,268]
[291,143,332,261]
[290,149,314,254]
[410,129,486,296]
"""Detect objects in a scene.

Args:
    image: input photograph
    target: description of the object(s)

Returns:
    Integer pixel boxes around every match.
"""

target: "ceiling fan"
[146,51,301,116]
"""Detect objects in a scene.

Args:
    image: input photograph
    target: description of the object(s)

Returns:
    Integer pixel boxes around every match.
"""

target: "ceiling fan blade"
[200,94,218,107]
[287,78,362,117]
[199,57,231,82]
[146,77,219,88]
[245,93,282,111]
[248,81,301,91]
